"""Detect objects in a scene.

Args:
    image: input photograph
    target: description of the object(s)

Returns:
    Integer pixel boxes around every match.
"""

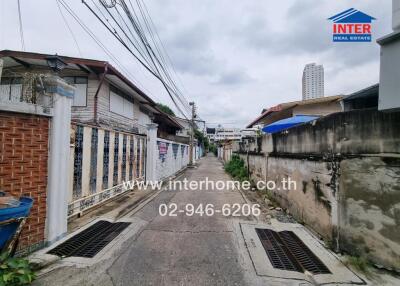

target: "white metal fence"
[68,124,146,217]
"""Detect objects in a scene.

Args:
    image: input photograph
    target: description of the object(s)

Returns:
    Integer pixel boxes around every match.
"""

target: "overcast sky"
[0,0,393,127]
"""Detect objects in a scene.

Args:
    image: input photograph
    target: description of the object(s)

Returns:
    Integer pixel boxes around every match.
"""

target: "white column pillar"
[146,123,158,181]
[44,76,75,244]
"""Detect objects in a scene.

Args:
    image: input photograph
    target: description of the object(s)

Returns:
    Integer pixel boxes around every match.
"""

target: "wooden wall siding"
[97,82,135,128]
[70,76,151,134]
[69,124,146,204]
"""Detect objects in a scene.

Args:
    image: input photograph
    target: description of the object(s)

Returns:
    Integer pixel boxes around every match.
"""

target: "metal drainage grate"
[48,220,130,258]
[256,228,330,274]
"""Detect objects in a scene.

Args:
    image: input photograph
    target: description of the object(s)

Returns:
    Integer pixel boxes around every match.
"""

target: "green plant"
[156,103,175,116]
[194,129,209,155]
[224,155,249,182]
[209,144,217,156]
[346,255,370,274]
[0,253,36,285]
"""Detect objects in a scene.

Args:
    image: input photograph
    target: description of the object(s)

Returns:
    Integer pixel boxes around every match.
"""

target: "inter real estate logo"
[328,8,376,42]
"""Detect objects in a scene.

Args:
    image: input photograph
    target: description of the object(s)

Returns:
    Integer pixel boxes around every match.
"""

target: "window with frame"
[109,85,134,119]
[0,77,22,102]
[63,76,88,107]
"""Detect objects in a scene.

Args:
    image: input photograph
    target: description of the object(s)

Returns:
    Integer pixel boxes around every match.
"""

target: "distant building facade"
[206,127,241,142]
[302,63,324,100]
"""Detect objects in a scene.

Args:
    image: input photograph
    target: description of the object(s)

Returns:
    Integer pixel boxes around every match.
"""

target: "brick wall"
[0,111,49,252]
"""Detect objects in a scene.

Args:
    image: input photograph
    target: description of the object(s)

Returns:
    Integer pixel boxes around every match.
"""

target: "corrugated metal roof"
[343,84,379,101]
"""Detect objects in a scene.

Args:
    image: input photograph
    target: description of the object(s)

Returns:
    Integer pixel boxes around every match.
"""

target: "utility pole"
[189,101,196,166]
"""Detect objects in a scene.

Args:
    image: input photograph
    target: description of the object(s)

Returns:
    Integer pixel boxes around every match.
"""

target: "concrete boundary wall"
[238,109,400,270]
[156,138,189,181]
[273,110,400,155]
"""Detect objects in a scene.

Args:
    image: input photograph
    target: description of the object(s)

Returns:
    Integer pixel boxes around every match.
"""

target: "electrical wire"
[125,0,193,114]
[139,0,191,103]
[55,0,82,57]
[84,0,193,117]
[56,0,160,102]
[136,0,192,111]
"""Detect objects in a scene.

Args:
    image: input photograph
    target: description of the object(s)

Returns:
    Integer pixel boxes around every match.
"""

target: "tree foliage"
[194,129,209,150]
[156,103,175,116]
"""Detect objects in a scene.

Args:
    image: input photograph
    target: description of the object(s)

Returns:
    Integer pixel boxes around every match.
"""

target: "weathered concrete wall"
[238,152,336,240]
[273,110,400,155]
[240,109,400,269]
[218,142,233,163]
[339,156,400,269]
[267,156,336,240]
[239,153,266,185]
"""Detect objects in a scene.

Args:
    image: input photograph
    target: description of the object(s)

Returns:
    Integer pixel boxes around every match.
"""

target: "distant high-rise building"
[302,63,324,100]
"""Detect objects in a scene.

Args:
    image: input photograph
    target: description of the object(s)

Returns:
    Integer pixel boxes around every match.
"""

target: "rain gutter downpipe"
[94,63,109,124]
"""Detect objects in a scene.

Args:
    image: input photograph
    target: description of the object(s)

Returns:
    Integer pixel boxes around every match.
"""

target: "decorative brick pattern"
[0,111,49,251]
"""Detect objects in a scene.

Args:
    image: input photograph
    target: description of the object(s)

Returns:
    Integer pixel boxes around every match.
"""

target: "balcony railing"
[0,73,53,115]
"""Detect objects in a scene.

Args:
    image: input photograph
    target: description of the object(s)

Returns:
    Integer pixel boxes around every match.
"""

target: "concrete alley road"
[34,155,299,286]
[108,155,250,285]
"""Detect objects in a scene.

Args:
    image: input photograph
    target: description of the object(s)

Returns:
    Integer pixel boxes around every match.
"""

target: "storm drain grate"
[48,220,130,258]
[256,228,330,274]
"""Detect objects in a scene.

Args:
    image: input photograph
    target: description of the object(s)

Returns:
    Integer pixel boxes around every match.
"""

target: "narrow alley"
[31,155,371,286]
[33,155,254,285]
[1,2,400,286]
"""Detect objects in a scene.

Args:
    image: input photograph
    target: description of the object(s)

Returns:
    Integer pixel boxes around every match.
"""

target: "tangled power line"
[13,0,195,119]
[83,0,193,119]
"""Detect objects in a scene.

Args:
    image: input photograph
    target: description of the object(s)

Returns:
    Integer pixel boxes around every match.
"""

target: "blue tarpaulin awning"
[262,115,319,133]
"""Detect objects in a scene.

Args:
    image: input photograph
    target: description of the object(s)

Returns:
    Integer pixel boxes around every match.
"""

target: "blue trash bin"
[0,197,34,250]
